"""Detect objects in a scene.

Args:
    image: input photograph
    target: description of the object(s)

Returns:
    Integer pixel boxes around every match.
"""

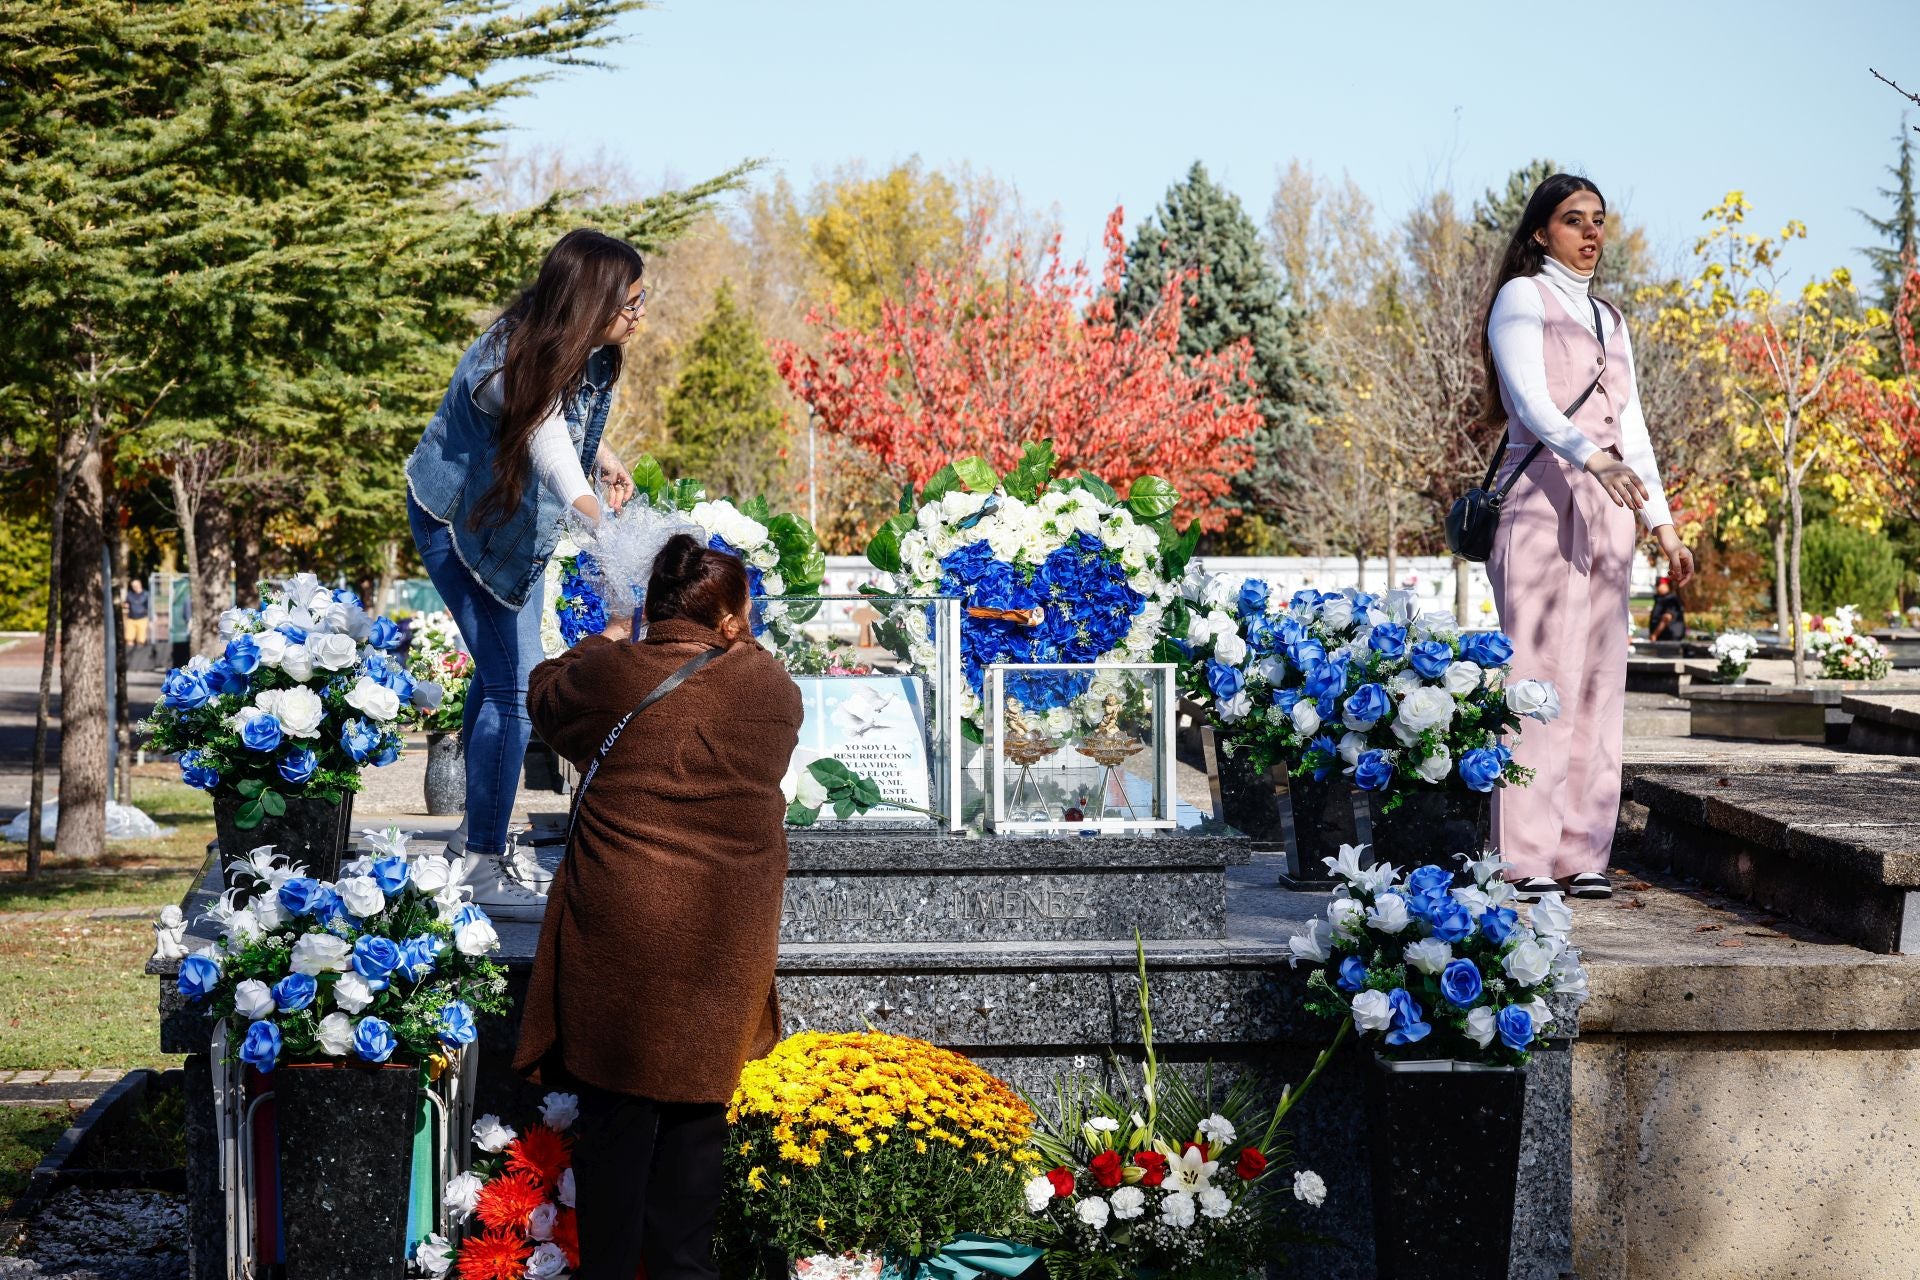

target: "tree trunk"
[1354,547,1366,592]
[232,501,264,607]
[169,466,201,653]
[372,538,399,617]
[191,490,233,658]
[1454,556,1471,627]
[1385,499,1400,592]
[1772,518,1790,641]
[105,465,134,807]
[54,424,108,862]
[25,423,72,877]
[1788,478,1807,688]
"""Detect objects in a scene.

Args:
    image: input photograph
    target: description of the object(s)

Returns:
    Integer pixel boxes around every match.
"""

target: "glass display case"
[983,662,1177,833]
[760,595,964,832]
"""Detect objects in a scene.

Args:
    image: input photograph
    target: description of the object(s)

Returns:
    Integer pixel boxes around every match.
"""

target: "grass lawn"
[0,1102,80,1214]
[0,767,206,1072]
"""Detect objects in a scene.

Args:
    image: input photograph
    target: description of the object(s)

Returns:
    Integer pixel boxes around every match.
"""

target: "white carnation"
[1159,1190,1197,1229]
[1075,1196,1111,1230]
[1110,1185,1146,1220]
[1024,1173,1056,1212]
[1199,1186,1232,1219]
[1292,1169,1328,1208]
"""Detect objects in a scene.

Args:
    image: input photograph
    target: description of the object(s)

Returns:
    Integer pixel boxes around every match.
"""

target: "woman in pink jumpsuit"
[1482,174,1695,899]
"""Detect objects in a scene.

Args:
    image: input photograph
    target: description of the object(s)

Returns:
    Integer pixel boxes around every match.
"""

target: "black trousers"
[570,1082,729,1280]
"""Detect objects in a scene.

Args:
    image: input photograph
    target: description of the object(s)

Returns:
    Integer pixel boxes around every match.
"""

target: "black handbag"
[1446,295,1608,563]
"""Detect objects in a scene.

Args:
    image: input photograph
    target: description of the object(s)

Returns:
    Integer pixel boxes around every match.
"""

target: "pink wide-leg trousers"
[1487,450,1636,880]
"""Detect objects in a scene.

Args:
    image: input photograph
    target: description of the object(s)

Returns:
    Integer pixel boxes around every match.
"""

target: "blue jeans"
[409,495,542,856]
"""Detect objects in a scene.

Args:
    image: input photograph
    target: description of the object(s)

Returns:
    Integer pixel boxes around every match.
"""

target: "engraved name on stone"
[782,878,1099,923]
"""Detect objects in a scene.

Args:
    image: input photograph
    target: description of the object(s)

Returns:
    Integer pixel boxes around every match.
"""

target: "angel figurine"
[1075,693,1145,820]
[1000,697,1058,820]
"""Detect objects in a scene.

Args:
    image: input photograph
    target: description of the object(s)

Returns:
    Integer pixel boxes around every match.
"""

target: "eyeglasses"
[617,288,649,320]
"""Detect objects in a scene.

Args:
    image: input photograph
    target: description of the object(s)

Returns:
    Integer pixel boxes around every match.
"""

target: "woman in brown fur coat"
[515,532,802,1280]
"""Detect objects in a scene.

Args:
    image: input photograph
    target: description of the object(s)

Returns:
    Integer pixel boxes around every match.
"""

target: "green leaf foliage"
[917,463,964,508]
[659,281,790,502]
[952,455,999,493]
[630,455,672,508]
[865,511,917,573]
[1126,475,1180,521]
[1002,439,1057,502]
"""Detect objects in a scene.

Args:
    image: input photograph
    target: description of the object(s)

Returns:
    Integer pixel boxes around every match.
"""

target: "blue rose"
[352,935,401,983]
[1407,865,1454,900]
[1316,691,1339,722]
[271,973,317,1012]
[208,660,250,698]
[1492,742,1514,769]
[371,736,400,768]
[224,634,262,675]
[1480,906,1519,947]
[238,712,282,753]
[1461,631,1515,667]
[1440,959,1484,1007]
[1237,578,1269,619]
[239,1019,282,1073]
[353,1016,397,1063]
[1385,988,1431,1046]
[176,953,221,1002]
[1205,660,1245,702]
[1300,654,1345,700]
[1336,955,1368,992]
[436,1001,478,1047]
[1305,734,1340,782]
[341,717,380,763]
[277,748,317,787]
[1496,1004,1535,1051]
[1368,624,1408,660]
[370,856,409,896]
[276,622,309,645]
[1430,897,1476,944]
[1458,747,1505,793]
[1271,687,1303,713]
[161,667,213,710]
[1289,637,1329,675]
[368,616,403,651]
[1343,682,1391,728]
[398,935,443,981]
[1244,615,1280,656]
[277,876,323,918]
[332,588,362,606]
[1354,750,1395,792]
[1408,640,1454,680]
[1288,589,1319,614]
[179,751,220,792]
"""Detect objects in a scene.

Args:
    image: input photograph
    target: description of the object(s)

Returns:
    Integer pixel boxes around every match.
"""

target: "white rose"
[472,1114,516,1153]
[1327,896,1367,939]
[1287,919,1332,967]
[526,1243,568,1280]
[1351,989,1393,1032]
[254,630,288,668]
[1110,1185,1146,1220]
[1366,893,1412,934]
[414,1234,455,1277]
[289,932,351,975]
[1552,953,1590,1002]
[233,979,276,1020]
[257,686,327,739]
[1402,938,1452,976]
[1518,996,1554,1033]
[1290,699,1321,735]
[454,911,500,956]
[1389,669,1424,696]
[1213,630,1249,666]
[259,603,291,629]
[1506,678,1561,722]
[1530,894,1574,939]
[1217,690,1252,723]
[442,1172,483,1221]
[218,906,262,946]
[1338,731,1368,765]
[1199,1187,1231,1219]
[336,875,386,919]
[218,607,253,639]
[1023,1173,1056,1213]
[1503,938,1553,987]
[540,1091,580,1131]
[316,1010,355,1056]
[558,1168,576,1208]
[345,676,402,722]
[938,489,990,523]
[1159,1190,1197,1229]
[1452,885,1492,919]
[332,971,376,1014]
[1464,1006,1497,1048]
[409,854,453,894]
[1442,661,1484,696]
[1318,597,1354,631]
[1075,1196,1111,1230]
[279,644,314,682]
[1392,686,1455,745]
[1413,745,1452,784]
[1254,655,1286,686]
[1292,1169,1328,1208]
[762,572,785,596]
[1200,574,1238,612]
[528,1202,558,1241]
[748,544,779,570]
[432,883,471,924]
[283,574,322,608]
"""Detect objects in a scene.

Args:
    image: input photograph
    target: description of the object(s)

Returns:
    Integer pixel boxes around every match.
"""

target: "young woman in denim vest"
[1481,175,1694,901]
[406,229,646,917]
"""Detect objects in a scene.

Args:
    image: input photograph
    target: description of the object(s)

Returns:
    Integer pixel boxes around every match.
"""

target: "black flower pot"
[423,732,466,816]
[274,1062,420,1280]
[1365,1054,1526,1279]
[1364,787,1489,869]
[1206,734,1356,888]
[214,790,355,882]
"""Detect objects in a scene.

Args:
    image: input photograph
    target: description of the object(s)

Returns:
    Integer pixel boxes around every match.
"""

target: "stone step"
[1841,692,1920,757]
[1632,771,1920,953]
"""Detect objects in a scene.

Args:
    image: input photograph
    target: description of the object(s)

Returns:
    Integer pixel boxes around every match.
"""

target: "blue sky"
[501,0,1920,284]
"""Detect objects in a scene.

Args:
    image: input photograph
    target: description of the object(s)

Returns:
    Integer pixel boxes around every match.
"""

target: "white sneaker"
[456,841,552,922]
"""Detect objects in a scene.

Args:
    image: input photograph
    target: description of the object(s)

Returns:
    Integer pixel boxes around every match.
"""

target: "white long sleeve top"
[528,407,594,509]
[1487,256,1673,531]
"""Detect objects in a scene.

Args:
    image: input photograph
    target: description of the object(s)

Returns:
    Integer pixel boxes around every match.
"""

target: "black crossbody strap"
[1483,294,1610,497]
[565,645,725,841]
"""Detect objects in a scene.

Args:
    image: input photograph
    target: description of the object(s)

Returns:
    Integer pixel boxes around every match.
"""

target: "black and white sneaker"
[1510,877,1561,902]
[1567,873,1613,900]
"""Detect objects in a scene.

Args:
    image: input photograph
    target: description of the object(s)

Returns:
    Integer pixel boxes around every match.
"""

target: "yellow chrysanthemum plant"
[719,1031,1047,1275]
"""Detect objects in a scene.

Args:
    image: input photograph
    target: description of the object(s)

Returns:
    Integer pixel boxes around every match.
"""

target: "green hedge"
[0,511,49,631]
[1800,521,1902,617]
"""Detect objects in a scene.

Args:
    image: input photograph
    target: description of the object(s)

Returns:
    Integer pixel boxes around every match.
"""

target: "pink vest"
[1507,277,1630,452]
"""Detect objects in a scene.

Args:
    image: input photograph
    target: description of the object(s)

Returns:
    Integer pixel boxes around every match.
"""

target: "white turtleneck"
[1487,256,1673,531]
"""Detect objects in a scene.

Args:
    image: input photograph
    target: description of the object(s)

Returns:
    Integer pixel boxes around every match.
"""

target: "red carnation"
[1045,1166,1076,1199]
[1089,1149,1125,1189]
[1234,1146,1268,1180]
[1131,1150,1169,1187]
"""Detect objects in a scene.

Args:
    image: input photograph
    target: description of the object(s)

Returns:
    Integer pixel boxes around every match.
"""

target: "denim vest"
[405,326,615,609]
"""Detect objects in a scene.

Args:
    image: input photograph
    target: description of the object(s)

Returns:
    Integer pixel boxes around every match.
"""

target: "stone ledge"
[786,828,1252,870]
[1633,772,1920,888]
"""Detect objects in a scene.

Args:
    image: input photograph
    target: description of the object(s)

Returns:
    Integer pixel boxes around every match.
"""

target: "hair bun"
[653,532,706,587]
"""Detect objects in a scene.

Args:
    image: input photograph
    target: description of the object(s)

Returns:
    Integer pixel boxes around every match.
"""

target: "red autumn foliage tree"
[774,209,1261,531]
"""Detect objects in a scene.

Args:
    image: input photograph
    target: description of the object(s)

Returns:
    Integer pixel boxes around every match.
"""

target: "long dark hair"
[467,230,645,530]
[1479,173,1606,426]
[645,534,751,630]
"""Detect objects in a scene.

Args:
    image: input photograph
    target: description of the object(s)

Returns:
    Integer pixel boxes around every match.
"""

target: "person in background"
[405,229,646,920]
[124,578,151,648]
[1648,576,1687,641]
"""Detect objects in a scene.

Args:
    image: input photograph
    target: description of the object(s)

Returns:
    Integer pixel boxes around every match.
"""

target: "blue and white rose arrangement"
[171,832,507,1072]
[1288,846,1588,1065]
[142,574,432,827]
[1175,574,1560,807]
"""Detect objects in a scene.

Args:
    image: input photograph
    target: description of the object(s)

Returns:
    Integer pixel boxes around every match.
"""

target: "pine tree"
[661,281,790,500]
[1115,163,1324,530]
[1859,122,1919,313]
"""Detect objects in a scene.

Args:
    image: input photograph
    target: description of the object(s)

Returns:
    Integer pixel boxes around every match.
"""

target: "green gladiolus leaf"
[953,455,999,493]
[1127,475,1180,521]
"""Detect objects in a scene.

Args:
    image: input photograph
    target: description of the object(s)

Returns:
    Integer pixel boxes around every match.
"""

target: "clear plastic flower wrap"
[560,497,703,632]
